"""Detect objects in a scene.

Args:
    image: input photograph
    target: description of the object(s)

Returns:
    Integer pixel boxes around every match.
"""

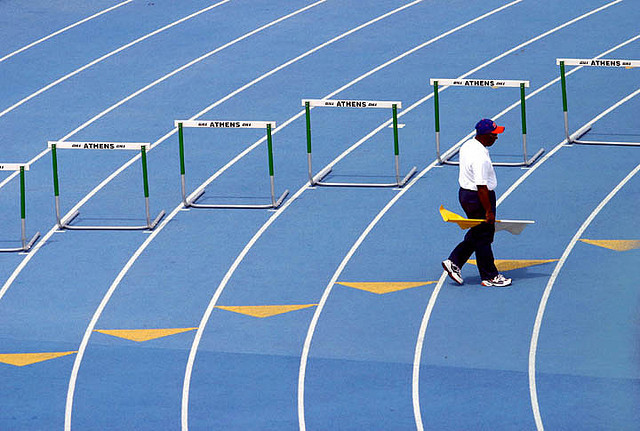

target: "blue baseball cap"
[475,118,505,135]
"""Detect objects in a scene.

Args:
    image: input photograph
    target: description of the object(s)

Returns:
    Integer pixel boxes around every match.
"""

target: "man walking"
[442,119,512,287]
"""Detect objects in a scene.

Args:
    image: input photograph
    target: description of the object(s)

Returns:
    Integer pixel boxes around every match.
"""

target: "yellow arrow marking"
[215,304,317,318]
[469,259,558,272]
[94,327,198,342]
[0,351,77,367]
[336,281,436,294]
[579,239,640,252]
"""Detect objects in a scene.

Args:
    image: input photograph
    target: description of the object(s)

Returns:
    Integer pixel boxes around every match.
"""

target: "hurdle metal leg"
[0,166,40,252]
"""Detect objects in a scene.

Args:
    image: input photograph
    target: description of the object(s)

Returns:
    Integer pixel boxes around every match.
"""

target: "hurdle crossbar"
[48,141,165,230]
[176,120,288,209]
[302,99,417,187]
[430,78,544,167]
[0,164,40,252]
[558,58,640,146]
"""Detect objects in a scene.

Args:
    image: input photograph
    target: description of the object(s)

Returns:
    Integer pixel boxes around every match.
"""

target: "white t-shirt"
[458,137,497,191]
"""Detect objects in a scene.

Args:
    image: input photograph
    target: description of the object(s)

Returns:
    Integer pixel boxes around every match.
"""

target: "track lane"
[0,1,341,428]
[55,2,441,429]
[0,0,133,64]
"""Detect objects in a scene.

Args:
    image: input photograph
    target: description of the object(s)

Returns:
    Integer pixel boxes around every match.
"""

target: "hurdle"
[48,141,165,230]
[176,120,288,209]
[302,99,417,187]
[430,78,545,167]
[0,164,40,252]
[558,58,640,146]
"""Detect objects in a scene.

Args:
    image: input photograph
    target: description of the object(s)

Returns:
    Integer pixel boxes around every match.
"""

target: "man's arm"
[477,185,495,224]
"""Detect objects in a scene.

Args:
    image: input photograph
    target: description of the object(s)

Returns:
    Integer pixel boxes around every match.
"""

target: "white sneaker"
[442,259,463,285]
[481,274,512,287]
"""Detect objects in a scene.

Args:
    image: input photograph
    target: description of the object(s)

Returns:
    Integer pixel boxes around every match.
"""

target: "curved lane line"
[58,1,430,429]
[0,0,134,64]
[0,0,324,193]
[175,2,530,430]
[291,3,629,429]
[0,0,232,191]
[0,0,329,305]
[174,1,628,429]
[528,89,640,431]
[0,0,232,120]
[413,49,639,431]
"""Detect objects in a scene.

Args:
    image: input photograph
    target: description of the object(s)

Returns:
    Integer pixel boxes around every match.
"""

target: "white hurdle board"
[0,163,29,171]
[175,120,276,129]
[302,99,401,109]
[430,78,529,88]
[48,141,147,150]
[557,58,640,68]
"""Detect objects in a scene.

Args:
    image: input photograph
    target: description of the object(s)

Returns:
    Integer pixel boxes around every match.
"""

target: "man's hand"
[477,185,495,224]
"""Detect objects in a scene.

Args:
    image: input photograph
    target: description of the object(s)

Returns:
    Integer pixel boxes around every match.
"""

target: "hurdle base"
[58,210,80,230]
[0,232,41,253]
[573,140,640,146]
[313,166,417,188]
[399,166,418,186]
[440,148,545,167]
[568,124,592,143]
[310,167,332,186]
[568,124,640,146]
[60,210,166,230]
[186,189,289,209]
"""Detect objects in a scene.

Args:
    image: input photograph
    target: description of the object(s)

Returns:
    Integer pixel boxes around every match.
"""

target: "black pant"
[448,188,499,280]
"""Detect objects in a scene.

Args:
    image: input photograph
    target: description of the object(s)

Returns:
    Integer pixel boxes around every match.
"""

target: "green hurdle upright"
[558,58,640,146]
[48,141,165,230]
[430,78,545,167]
[0,164,40,252]
[302,98,417,187]
[176,120,288,209]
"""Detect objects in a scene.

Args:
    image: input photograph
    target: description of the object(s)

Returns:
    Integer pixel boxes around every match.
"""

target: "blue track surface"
[1,0,639,429]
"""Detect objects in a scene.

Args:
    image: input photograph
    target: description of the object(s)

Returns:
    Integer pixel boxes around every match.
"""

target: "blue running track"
[0,0,638,429]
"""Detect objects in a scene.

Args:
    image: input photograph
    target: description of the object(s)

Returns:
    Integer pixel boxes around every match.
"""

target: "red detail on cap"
[492,125,505,134]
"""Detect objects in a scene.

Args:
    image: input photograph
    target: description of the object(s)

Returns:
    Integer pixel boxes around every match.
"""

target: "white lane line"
[0,0,324,194]
[176,1,535,429]
[64,1,332,428]
[0,0,134,64]
[56,0,615,428]
[0,0,232,187]
[293,2,631,429]
[179,0,629,427]
[0,0,329,306]
[412,272,447,427]
[0,0,232,121]
[58,1,431,429]
[529,92,640,431]
[414,63,639,431]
